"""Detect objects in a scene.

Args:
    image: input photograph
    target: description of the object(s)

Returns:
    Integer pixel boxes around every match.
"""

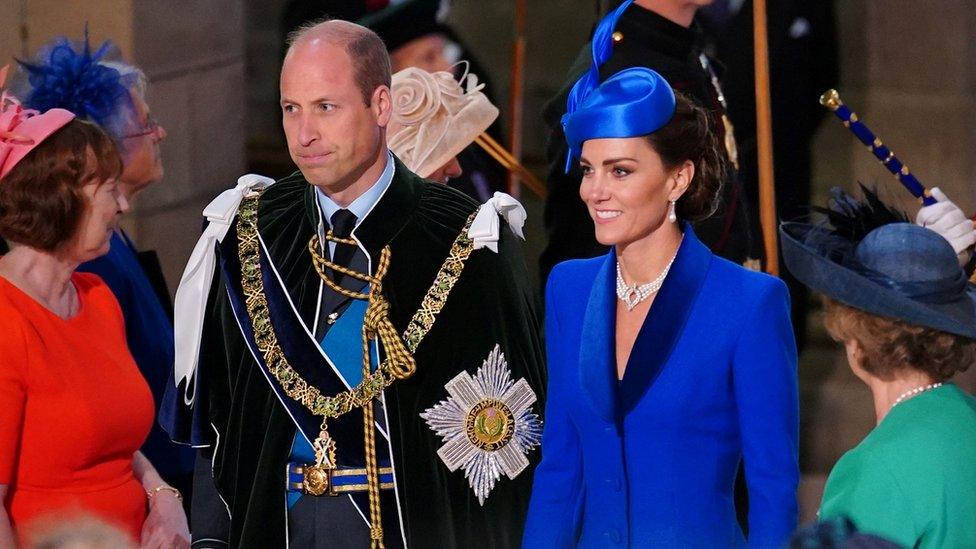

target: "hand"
[916,187,975,266]
[140,490,190,549]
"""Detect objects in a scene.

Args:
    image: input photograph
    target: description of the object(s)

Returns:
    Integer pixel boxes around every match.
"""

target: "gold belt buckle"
[298,464,336,496]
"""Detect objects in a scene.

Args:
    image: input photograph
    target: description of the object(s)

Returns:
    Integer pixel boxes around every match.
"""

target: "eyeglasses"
[123,114,161,139]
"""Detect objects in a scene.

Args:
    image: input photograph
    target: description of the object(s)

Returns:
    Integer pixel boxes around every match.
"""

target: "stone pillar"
[0,0,247,295]
[856,0,976,216]
[129,1,246,291]
[0,2,134,75]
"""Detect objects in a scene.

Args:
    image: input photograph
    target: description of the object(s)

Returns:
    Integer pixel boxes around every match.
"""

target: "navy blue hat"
[780,189,976,339]
[560,0,676,172]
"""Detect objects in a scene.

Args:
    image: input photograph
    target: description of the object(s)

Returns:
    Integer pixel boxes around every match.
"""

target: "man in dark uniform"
[540,0,760,284]
[700,0,839,349]
[162,19,544,548]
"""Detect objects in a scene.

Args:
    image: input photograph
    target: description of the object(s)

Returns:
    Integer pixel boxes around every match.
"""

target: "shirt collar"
[315,151,395,229]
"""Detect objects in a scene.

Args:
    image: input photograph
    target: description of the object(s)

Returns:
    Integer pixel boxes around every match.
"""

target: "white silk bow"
[173,173,274,404]
[468,192,527,253]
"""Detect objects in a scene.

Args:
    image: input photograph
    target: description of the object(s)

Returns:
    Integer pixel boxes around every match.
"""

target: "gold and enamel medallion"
[302,464,332,496]
[466,399,514,451]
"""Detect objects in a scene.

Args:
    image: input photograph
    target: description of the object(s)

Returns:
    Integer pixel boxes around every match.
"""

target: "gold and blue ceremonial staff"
[820,89,937,207]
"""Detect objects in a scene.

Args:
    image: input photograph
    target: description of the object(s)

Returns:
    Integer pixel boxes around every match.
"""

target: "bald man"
[162,19,544,548]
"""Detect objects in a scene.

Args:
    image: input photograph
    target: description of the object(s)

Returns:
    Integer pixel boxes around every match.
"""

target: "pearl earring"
[668,199,677,223]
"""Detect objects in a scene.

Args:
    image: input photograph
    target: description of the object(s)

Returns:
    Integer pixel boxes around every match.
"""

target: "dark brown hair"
[0,119,123,251]
[822,296,976,382]
[646,91,729,222]
[286,18,392,106]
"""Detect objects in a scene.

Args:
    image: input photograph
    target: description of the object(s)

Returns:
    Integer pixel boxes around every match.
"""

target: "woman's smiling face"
[579,136,690,247]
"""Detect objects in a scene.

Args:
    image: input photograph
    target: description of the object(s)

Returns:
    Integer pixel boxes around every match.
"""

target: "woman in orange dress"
[0,89,189,547]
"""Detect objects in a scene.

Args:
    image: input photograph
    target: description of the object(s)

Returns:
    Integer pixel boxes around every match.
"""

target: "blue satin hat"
[560,0,676,172]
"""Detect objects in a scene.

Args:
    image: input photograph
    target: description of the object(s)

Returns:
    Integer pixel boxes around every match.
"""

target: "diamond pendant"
[622,286,641,311]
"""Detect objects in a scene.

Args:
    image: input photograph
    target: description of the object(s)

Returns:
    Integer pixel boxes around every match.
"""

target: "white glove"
[915,187,975,266]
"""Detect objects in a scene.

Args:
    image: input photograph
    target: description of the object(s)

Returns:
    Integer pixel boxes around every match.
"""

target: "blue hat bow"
[561,0,677,172]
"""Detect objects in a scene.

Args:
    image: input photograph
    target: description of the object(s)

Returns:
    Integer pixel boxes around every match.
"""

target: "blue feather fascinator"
[560,0,676,173]
[18,29,136,142]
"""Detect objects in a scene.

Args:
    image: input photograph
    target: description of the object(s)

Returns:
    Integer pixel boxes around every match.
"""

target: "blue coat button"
[608,529,622,543]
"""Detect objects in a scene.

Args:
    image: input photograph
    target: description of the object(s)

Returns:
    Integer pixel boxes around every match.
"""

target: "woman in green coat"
[781,189,976,548]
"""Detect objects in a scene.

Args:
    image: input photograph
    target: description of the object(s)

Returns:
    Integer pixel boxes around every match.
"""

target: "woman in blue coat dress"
[523,2,799,547]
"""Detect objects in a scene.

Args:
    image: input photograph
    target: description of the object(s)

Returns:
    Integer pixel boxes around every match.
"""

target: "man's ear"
[373,85,393,128]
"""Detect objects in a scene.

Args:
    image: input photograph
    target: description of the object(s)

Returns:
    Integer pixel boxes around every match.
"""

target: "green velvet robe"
[192,157,546,547]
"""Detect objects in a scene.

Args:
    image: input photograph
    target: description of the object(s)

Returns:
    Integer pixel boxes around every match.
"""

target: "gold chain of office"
[236,191,476,547]
[236,192,476,419]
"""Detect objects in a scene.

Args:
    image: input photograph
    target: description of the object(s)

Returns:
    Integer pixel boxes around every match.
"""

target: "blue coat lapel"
[618,226,712,413]
[578,252,618,423]
[577,226,713,422]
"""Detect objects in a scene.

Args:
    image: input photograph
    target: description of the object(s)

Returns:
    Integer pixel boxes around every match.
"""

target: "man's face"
[280,39,389,192]
[390,34,455,74]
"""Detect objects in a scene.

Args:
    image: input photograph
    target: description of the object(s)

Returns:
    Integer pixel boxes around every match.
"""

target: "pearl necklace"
[892,382,943,408]
[615,241,681,311]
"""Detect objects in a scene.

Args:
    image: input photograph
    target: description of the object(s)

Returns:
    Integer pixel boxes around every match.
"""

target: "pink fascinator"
[0,64,76,180]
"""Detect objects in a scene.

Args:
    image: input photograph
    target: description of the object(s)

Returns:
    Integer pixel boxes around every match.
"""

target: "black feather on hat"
[780,186,976,339]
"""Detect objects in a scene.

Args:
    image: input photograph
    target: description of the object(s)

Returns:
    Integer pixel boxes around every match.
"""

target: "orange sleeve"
[0,315,27,484]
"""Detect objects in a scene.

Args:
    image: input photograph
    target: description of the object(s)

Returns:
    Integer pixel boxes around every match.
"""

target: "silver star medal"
[420,344,543,505]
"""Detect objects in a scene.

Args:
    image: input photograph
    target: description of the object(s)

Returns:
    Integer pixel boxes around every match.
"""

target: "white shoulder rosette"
[468,192,527,253]
[173,173,274,404]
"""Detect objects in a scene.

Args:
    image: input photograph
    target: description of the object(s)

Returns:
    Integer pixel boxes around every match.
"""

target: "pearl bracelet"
[146,485,183,502]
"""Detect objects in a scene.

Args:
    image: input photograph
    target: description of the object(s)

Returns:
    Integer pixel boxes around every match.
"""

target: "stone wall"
[129,0,246,290]
[839,0,976,216]
[0,0,246,294]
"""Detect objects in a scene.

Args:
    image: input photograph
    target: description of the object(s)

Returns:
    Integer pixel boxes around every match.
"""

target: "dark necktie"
[330,209,359,284]
[319,209,369,332]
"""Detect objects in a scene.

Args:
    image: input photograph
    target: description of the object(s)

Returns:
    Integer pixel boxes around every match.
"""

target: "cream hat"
[387,64,498,178]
